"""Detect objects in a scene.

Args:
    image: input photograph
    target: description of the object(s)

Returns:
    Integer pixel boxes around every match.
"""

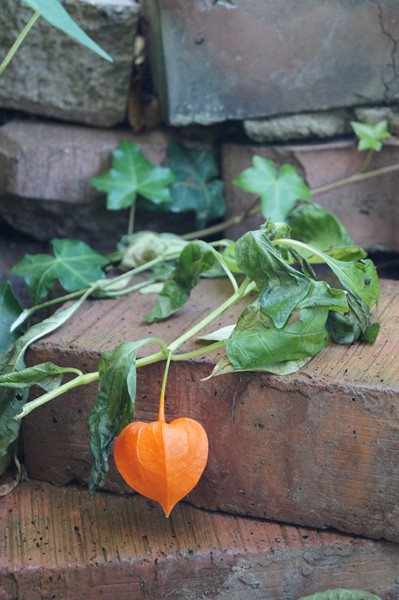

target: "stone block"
[24,277,399,542]
[0,119,174,250]
[0,0,140,126]
[222,140,399,252]
[143,0,399,126]
[243,109,353,143]
[2,481,398,599]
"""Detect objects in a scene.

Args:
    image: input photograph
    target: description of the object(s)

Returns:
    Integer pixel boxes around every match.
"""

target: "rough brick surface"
[144,0,399,126]
[0,120,177,250]
[24,278,399,542]
[1,481,399,600]
[0,0,139,126]
[222,140,399,252]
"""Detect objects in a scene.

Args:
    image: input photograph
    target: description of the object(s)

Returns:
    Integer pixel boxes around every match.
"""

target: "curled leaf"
[114,417,208,516]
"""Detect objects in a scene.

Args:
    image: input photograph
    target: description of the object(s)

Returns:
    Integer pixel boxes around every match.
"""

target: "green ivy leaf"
[164,141,225,228]
[90,141,176,211]
[88,340,152,496]
[233,156,310,222]
[22,0,112,62]
[11,239,108,303]
[299,589,381,600]
[145,241,217,323]
[0,293,89,477]
[0,282,22,357]
[351,120,390,152]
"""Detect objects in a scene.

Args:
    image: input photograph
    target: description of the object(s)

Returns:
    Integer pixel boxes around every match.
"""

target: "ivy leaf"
[225,280,347,373]
[0,282,22,357]
[351,120,390,152]
[10,239,108,303]
[22,0,112,62]
[0,293,89,477]
[88,340,152,496]
[299,590,381,600]
[233,156,310,222]
[145,241,216,323]
[164,141,225,228]
[90,141,175,211]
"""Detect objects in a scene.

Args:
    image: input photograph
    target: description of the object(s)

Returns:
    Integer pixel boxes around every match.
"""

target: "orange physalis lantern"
[114,354,208,517]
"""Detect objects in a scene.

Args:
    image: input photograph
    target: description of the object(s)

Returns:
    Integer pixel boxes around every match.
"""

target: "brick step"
[25,277,399,543]
[1,480,398,600]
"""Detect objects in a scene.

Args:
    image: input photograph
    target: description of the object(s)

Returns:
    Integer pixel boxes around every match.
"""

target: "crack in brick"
[377,1,399,100]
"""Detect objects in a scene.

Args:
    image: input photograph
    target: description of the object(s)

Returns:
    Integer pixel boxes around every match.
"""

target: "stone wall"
[0,0,399,252]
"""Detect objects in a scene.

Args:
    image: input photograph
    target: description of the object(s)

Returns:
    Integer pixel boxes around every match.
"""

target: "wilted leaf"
[0,362,80,391]
[145,241,216,323]
[165,141,225,228]
[22,0,112,61]
[233,156,310,222]
[351,120,390,152]
[11,239,108,303]
[235,229,312,328]
[88,340,152,495]
[0,282,22,357]
[90,141,175,211]
[226,279,347,373]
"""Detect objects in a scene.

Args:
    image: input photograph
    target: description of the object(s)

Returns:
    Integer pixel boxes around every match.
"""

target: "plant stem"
[16,340,226,419]
[127,203,136,236]
[16,371,99,420]
[0,11,41,77]
[311,162,399,196]
[158,351,172,422]
[168,277,254,354]
[171,340,225,361]
[181,161,399,242]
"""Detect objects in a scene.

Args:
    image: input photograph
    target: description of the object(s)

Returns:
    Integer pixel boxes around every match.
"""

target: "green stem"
[171,340,225,361]
[210,248,238,293]
[168,277,254,354]
[16,340,225,420]
[16,372,99,420]
[0,11,41,77]
[274,238,332,264]
[158,351,172,422]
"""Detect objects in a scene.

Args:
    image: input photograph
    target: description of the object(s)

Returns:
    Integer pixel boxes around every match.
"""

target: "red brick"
[0,120,173,250]
[24,278,399,542]
[1,481,398,599]
[222,140,399,252]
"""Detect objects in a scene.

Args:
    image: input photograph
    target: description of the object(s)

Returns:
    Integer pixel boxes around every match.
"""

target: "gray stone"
[354,105,399,136]
[0,0,140,127]
[143,0,399,126]
[0,119,180,251]
[243,110,353,143]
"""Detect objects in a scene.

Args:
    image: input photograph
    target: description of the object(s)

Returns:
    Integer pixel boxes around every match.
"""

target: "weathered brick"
[24,277,399,542]
[144,0,399,126]
[1,481,398,599]
[222,140,399,252]
[0,0,140,127]
[0,120,174,250]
